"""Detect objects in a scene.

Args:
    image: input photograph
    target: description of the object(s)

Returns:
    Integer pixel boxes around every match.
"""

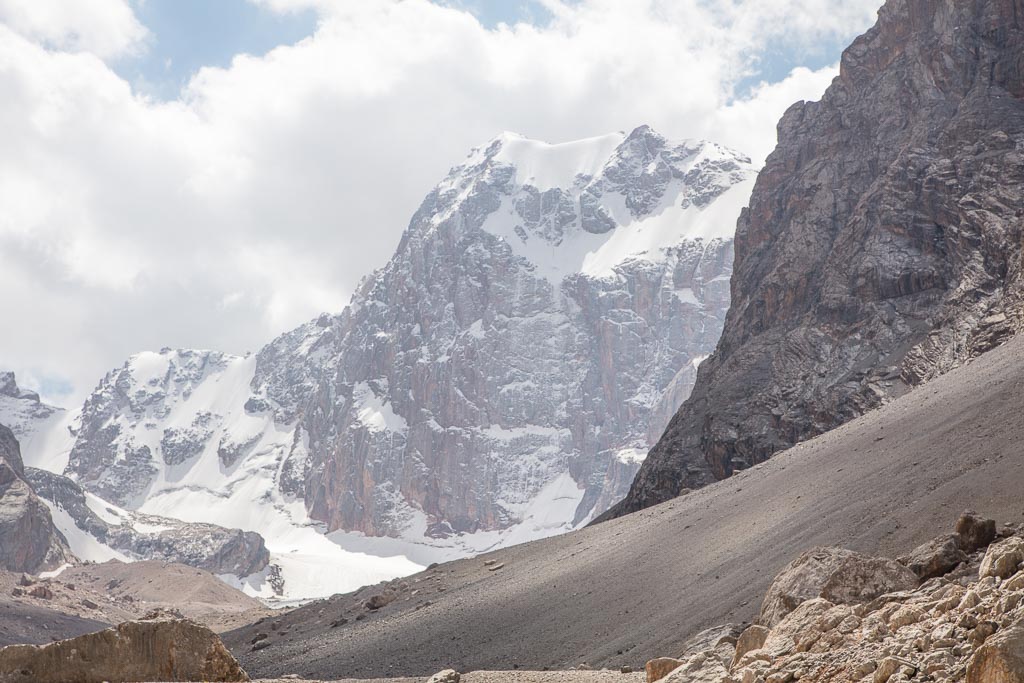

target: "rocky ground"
[222,333,1024,679]
[639,512,1024,682]
[0,560,271,646]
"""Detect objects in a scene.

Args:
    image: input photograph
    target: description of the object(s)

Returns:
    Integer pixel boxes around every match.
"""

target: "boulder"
[981,537,1024,580]
[956,511,998,553]
[364,593,394,610]
[678,623,742,659]
[27,585,52,600]
[678,623,742,667]
[427,669,460,683]
[875,656,917,683]
[967,615,1024,683]
[0,618,249,683]
[661,652,734,683]
[646,657,685,683]
[759,547,918,627]
[762,598,835,658]
[902,534,968,581]
[731,625,769,670]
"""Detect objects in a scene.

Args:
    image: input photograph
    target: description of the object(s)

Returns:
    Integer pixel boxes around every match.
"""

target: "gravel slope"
[0,598,109,647]
[225,336,1024,680]
[60,560,272,632]
[0,560,271,648]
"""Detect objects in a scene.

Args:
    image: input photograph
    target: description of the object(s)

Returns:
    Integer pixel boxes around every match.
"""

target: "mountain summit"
[45,126,755,600]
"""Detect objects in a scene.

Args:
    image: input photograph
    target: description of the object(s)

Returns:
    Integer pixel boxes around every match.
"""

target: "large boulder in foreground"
[0,618,249,683]
[759,547,917,627]
[967,615,1024,683]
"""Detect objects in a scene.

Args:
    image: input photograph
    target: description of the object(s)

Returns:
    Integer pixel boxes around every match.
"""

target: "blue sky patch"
[116,0,318,99]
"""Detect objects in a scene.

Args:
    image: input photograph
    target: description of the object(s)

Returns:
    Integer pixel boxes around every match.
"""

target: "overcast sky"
[0,0,883,405]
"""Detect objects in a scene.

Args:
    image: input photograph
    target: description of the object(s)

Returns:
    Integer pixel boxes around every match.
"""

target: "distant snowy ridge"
[0,371,72,473]
[22,125,757,602]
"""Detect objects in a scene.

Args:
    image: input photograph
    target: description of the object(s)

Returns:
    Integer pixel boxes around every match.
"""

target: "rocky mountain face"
[58,126,755,559]
[606,0,1024,517]
[63,349,291,510]
[293,126,751,537]
[25,468,269,577]
[0,368,269,578]
[0,425,71,573]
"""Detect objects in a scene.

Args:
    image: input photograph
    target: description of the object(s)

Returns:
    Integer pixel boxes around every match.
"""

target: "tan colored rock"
[661,652,735,683]
[762,598,834,657]
[967,615,1024,683]
[427,669,461,683]
[679,624,743,659]
[981,537,1024,580]
[1006,571,1024,592]
[888,605,925,631]
[0,618,248,683]
[733,647,772,671]
[731,625,769,670]
[737,669,759,683]
[874,657,915,683]
[646,657,685,683]
[759,547,917,627]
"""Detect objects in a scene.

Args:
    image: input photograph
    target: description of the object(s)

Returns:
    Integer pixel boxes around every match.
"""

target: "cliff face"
[291,127,749,537]
[0,425,72,573]
[608,0,1024,517]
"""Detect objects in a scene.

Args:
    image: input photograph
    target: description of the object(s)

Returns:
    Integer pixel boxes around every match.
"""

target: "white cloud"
[0,0,882,404]
[0,0,147,59]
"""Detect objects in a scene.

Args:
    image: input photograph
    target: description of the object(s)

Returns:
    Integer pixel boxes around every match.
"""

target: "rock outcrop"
[0,373,63,450]
[759,547,918,628]
[24,467,269,577]
[607,0,1024,518]
[646,515,1022,683]
[901,534,968,582]
[0,618,249,683]
[0,425,70,573]
[957,512,998,554]
[968,616,1024,682]
[980,537,1024,580]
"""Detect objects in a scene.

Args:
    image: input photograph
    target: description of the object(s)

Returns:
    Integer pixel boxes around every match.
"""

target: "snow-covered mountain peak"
[27,127,756,604]
[0,371,41,401]
[489,130,626,191]
[427,126,756,284]
[0,371,69,472]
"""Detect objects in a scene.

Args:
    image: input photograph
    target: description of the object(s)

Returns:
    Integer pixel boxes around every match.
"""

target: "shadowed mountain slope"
[225,332,1024,679]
